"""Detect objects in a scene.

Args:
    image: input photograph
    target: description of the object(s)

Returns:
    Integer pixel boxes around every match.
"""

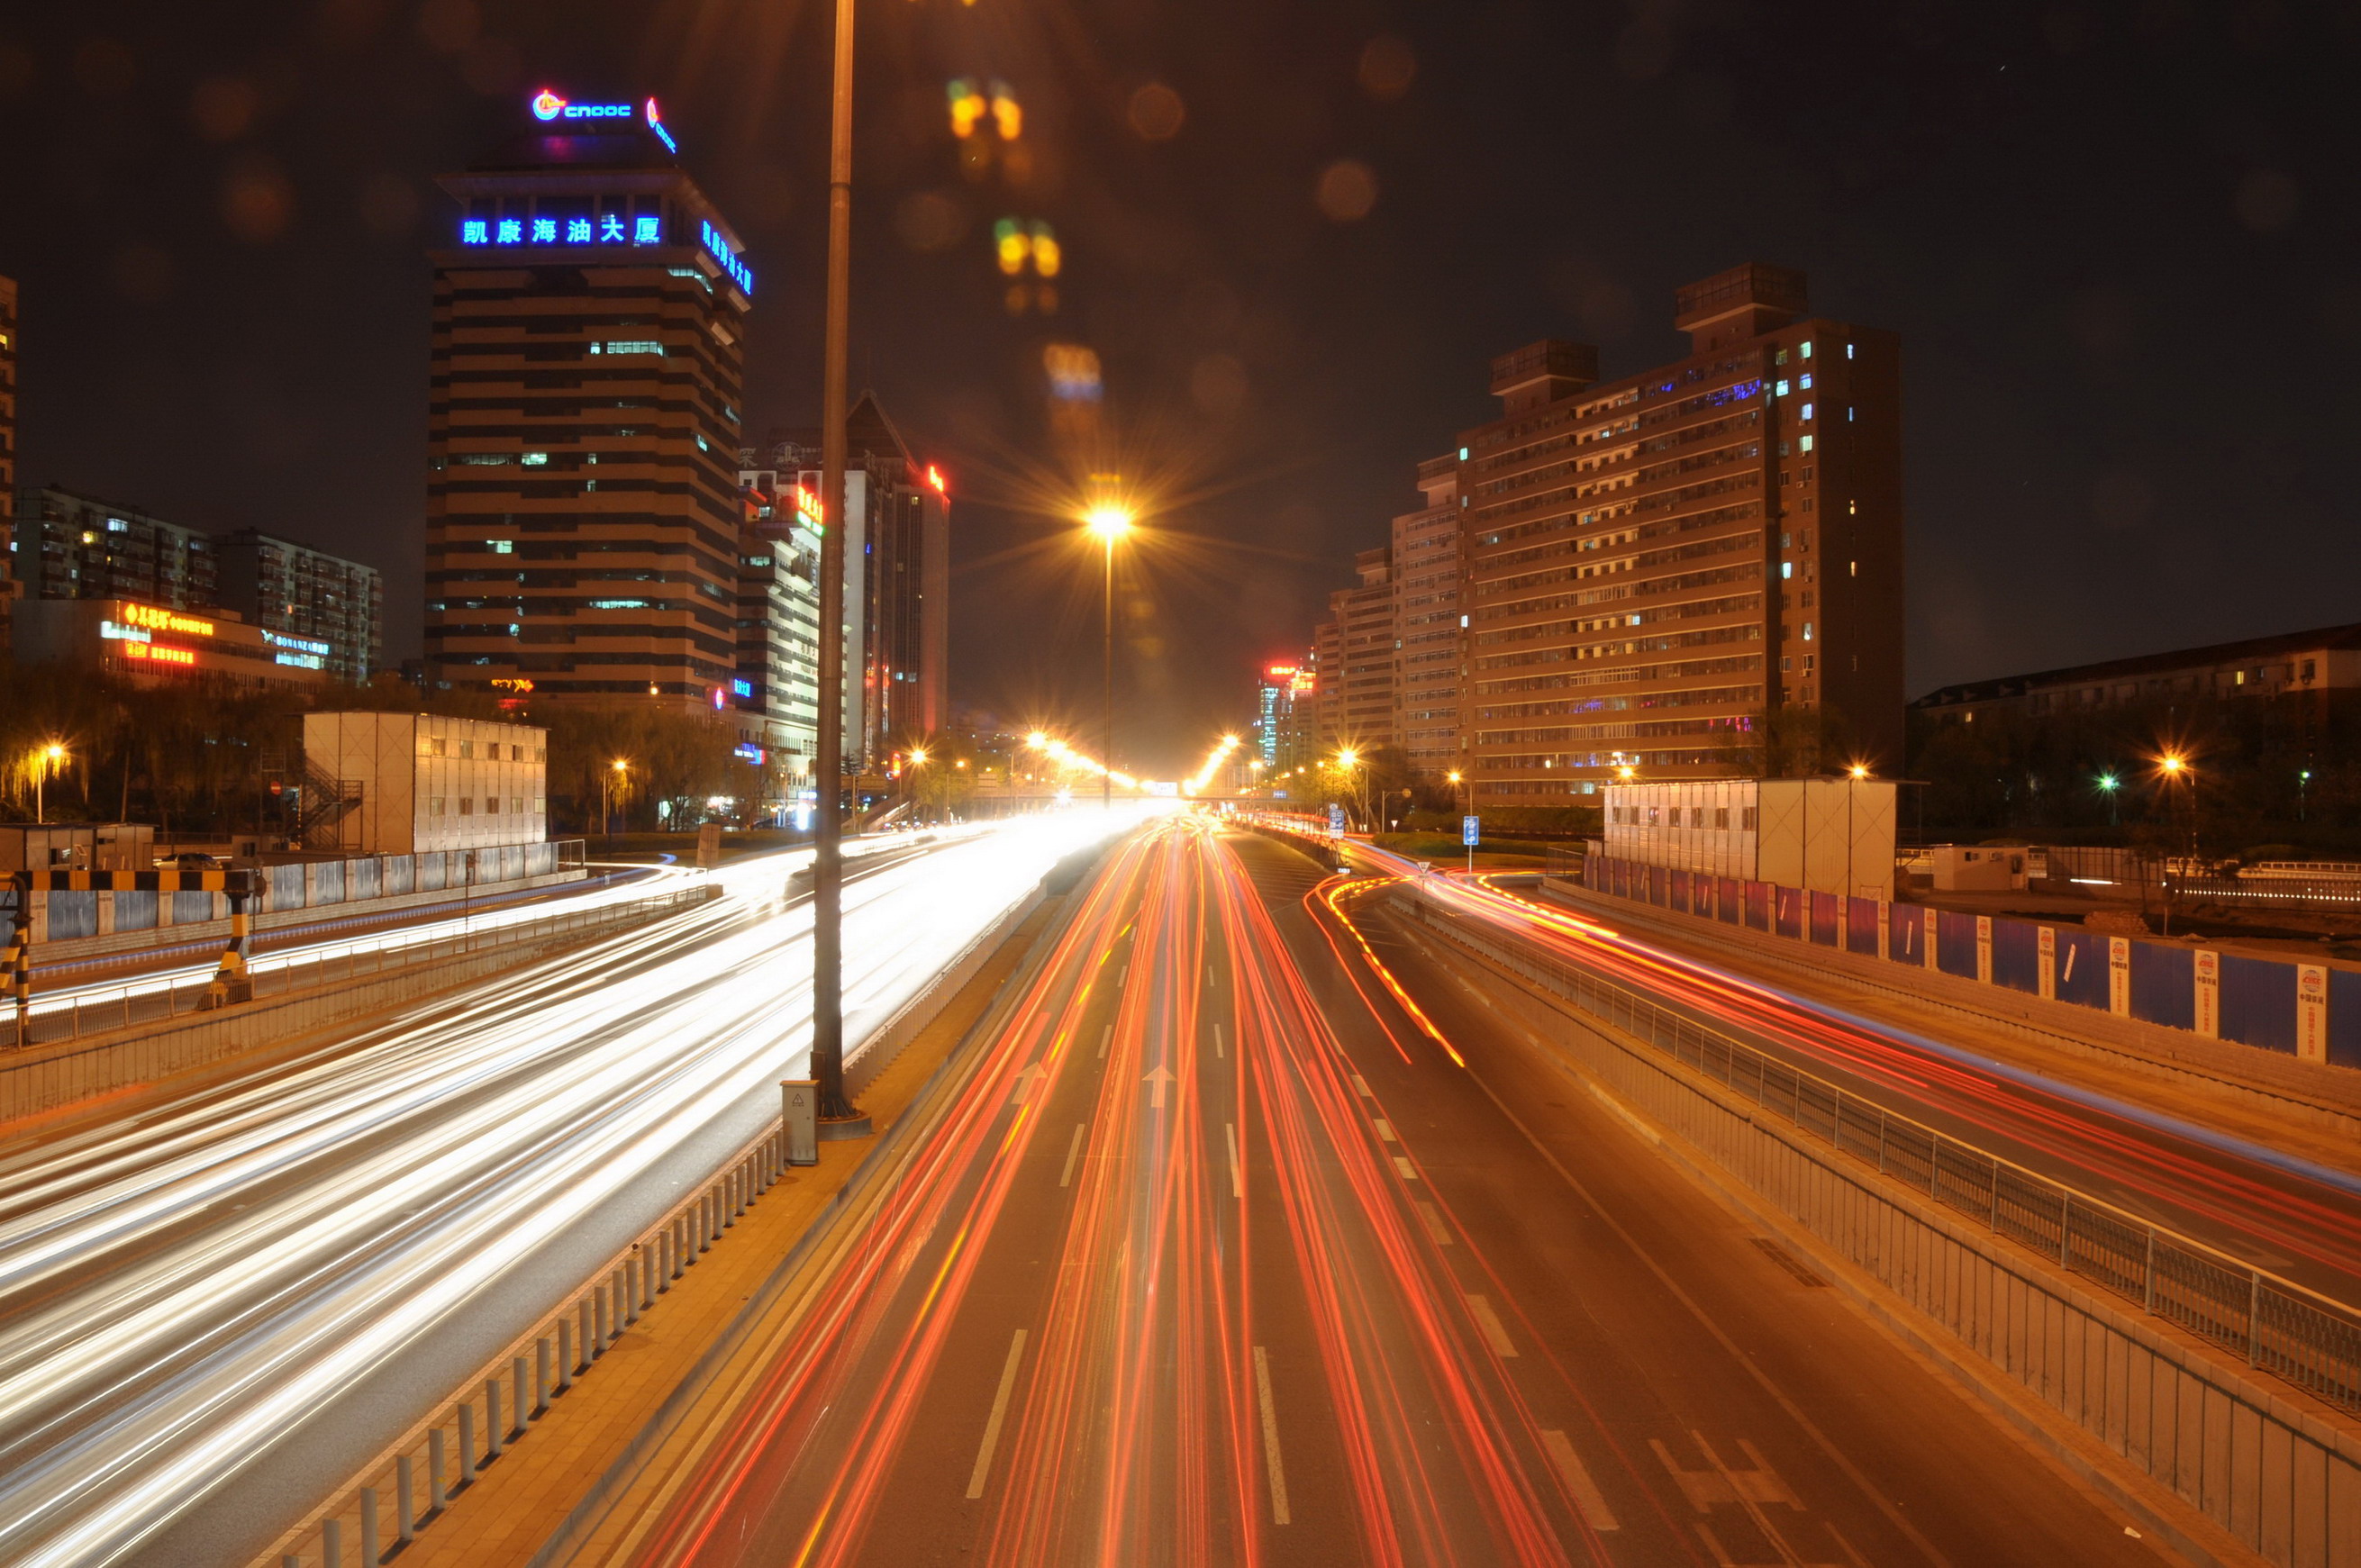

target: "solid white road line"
[1253,1345,1291,1526]
[1059,1124,1086,1188]
[966,1328,1030,1499]
[1541,1428,1621,1532]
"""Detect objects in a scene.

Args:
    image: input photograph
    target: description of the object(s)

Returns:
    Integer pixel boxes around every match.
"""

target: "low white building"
[1601,776,1897,899]
[304,711,548,855]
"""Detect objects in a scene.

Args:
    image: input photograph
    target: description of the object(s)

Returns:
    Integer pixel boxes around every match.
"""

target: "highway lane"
[0,811,1134,1568]
[1392,865,2361,1307]
[610,818,2153,1567]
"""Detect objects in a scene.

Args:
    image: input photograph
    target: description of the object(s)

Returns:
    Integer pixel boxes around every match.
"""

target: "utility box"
[697,822,723,870]
[781,1078,818,1166]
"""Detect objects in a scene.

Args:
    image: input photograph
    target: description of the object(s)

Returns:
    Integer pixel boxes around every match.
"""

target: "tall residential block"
[423,88,754,710]
[1457,264,1902,801]
[1314,547,1398,756]
[213,529,384,684]
[1393,455,1461,778]
[14,485,217,610]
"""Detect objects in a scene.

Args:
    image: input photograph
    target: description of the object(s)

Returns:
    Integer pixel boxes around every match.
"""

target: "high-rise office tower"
[422,88,754,710]
[748,394,949,771]
[1457,264,1902,801]
[731,463,825,782]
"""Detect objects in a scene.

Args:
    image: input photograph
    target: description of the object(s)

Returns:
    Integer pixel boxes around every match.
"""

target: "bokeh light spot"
[1314,159,1378,222]
[1357,36,1417,101]
[1128,83,1185,140]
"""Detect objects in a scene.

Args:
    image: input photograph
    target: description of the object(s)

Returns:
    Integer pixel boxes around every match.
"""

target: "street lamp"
[1083,503,1135,811]
[2157,752,2193,936]
[32,744,65,826]
[906,746,929,824]
[1335,747,1369,832]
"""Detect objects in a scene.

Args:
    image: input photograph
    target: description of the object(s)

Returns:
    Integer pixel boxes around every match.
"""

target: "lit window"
[1799,373,1812,389]
[1800,403,1813,421]
[1799,435,1814,452]
[1801,341,1812,358]
[1803,622,1814,640]
[1457,447,1468,459]
[486,539,513,554]
[1781,562,1793,579]
[1775,379,1790,397]
[521,452,549,467]
[602,340,665,356]
[1847,344,1855,359]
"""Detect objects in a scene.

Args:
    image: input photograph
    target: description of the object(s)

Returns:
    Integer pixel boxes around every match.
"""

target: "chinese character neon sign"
[701,220,754,294]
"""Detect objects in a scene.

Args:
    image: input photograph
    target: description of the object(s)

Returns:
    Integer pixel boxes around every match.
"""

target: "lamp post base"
[816,1111,875,1141]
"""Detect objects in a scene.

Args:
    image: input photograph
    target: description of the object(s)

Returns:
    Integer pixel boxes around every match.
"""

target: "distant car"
[161,852,223,870]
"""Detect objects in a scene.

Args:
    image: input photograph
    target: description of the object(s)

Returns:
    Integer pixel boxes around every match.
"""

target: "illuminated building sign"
[794,483,824,531]
[124,642,196,667]
[100,621,151,644]
[1266,664,1297,681]
[734,743,767,765]
[645,97,677,152]
[701,221,754,295]
[531,89,635,122]
[265,630,331,656]
[461,210,663,248]
[925,464,948,495]
[123,603,215,637]
[731,678,754,698]
[491,677,536,693]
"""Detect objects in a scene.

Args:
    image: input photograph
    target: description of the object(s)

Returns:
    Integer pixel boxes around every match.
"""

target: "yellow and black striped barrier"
[8,868,259,1042]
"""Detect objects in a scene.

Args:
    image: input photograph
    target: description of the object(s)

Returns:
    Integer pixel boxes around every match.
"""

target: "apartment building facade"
[213,529,385,684]
[1393,455,1461,778]
[1457,264,1903,801]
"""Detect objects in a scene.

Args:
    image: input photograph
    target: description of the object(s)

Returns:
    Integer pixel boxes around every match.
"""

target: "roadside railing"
[14,884,713,1049]
[257,1119,795,1568]
[1399,879,2361,1417]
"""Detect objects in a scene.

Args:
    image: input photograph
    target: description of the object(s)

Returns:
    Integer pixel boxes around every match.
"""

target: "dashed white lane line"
[1351,1074,1373,1098]
[1541,1428,1621,1532]
[1393,1156,1418,1181]
[1373,1118,1398,1143]
[1226,1121,1242,1198]
[966,1328,1029,1499]
[1467,1292,1519,1358]
[1059,1123,1085,1188]
[1416,1200,1454,1246]
[1097,1023,1112,1059]
[1212,1021,1225,1058]
[1253,1346,1291,1526]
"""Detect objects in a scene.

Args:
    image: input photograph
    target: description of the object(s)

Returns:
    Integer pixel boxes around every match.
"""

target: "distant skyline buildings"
[1298,264,1907,796]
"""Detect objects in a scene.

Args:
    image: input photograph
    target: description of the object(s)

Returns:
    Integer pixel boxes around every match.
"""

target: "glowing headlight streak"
[0,813,1152,1566]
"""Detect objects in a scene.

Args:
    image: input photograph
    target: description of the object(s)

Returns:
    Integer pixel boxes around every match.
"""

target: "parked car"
[158,851,223,870]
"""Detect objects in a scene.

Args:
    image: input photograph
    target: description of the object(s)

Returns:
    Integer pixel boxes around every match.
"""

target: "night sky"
[2,3,2355,775]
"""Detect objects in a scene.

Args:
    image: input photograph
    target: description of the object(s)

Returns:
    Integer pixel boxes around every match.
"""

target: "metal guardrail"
[259,1122,795,1568]
[13,884,712,1049]
[1401,881,2361,1416]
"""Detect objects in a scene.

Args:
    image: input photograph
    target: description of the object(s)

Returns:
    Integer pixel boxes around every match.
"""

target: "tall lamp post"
[604,757,628,844]
[1084,505,1134,811]
[809,0,869,1137]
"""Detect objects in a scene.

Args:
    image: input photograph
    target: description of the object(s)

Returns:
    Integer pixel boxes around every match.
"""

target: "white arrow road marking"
[1010,1063,1048,1105]
[1144,1064,1176,1110]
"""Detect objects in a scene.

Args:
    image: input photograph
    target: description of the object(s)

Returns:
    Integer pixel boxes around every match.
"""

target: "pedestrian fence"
[260,1119,795,1568]
[1398,879,2361,1418]
[14,884,714,1048]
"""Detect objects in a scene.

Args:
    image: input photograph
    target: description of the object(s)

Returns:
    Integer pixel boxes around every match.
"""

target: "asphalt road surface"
[616,818,2158,1567]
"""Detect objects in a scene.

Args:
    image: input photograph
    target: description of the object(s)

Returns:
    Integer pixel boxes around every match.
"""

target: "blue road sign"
[1462,814,1481,847]
[1327,802,1346,836]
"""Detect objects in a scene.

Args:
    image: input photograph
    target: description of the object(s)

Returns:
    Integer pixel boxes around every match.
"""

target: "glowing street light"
[1847,762,1870,780]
